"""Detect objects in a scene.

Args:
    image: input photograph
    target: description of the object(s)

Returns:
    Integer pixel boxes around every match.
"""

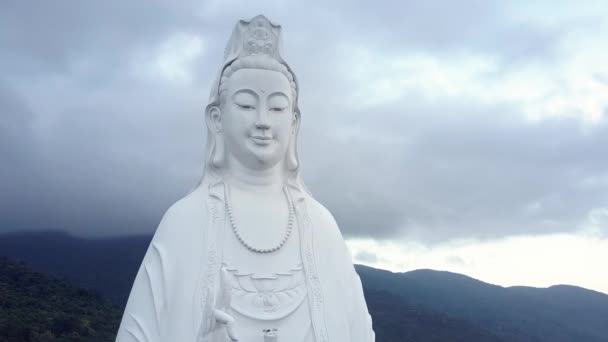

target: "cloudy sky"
[1,1,607,293]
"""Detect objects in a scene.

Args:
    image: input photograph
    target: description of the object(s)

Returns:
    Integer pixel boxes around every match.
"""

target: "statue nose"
[255,108,271,130]
[255,121,271,130]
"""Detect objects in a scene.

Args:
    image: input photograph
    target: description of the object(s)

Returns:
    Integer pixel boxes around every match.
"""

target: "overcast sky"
[1,1,607,293]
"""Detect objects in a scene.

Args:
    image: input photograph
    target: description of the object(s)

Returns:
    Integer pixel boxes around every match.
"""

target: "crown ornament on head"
[243,15,277,56]
[223,14,282,61]
[208,15,300,113]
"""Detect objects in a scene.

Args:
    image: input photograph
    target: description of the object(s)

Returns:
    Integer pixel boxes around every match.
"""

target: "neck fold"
[223,155,285,192]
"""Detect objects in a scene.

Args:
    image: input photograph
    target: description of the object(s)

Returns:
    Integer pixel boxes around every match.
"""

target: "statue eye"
[237,103,255,110]
[268,95,289,112]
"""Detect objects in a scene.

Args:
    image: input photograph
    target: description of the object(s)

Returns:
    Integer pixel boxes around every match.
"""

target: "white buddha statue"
[115,15,375,342]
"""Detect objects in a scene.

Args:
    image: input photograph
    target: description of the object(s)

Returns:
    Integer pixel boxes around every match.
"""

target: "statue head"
[202,15,303,185]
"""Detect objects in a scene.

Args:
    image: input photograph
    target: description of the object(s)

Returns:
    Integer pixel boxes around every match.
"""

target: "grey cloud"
[1,1,606,244]
[0,1,204,74]
[315,0,566,65]
[0,82,35,164]
[301,97,608,241]
[355,251,378,264]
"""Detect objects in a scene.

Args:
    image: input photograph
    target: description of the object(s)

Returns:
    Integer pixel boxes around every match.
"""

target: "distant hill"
[357,265,608,342]
[0,256,121,342]
[365,289,504,342]
[0,230,151,304]
[2,231,608,342]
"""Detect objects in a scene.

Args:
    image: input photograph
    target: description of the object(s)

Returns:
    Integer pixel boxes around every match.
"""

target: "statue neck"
[223,155,285,192]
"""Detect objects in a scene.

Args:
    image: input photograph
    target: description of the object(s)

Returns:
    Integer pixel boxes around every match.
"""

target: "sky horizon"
[2,229,606,295]
[1,1,607,294]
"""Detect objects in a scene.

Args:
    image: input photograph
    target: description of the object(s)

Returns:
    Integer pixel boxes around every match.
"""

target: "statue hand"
[214,268,238,341]
[214,308,238,341]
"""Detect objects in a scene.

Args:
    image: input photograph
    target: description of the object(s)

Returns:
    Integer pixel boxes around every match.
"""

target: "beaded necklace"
[225,186,295,254]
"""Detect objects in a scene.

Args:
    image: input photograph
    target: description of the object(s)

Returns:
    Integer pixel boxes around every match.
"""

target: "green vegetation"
[0,257,121,342]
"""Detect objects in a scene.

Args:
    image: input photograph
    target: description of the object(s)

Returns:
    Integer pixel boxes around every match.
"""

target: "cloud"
[302,96,608,241]
[343,46,608,124]
[130,32,206,84]
[355,250,378,264]
[580,207,608,238]
[0,1,606,247]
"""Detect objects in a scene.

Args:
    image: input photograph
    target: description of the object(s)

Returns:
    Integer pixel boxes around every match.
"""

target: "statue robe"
[115,175,375,342]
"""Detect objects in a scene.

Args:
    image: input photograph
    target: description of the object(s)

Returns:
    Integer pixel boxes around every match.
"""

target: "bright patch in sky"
[347,36,608,125]
[132,33,204,84]
[348,208,608,294]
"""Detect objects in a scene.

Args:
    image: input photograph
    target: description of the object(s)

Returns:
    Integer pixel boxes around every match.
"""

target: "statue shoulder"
[304,195,346,240]
[152,185,207,243]
[117,186,208,342]
[307,198,338,225]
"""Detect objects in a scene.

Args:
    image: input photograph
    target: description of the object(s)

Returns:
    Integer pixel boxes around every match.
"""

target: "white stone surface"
[115,15,375,342]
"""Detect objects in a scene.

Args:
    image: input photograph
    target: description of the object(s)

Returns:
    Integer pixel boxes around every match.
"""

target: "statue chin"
[247,144,280,165]
[115,14,375,342]
[223,145,286,173]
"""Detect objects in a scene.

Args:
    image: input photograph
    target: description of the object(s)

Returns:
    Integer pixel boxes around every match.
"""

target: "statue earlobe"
[206,105,225,168]
[287,112,300,171]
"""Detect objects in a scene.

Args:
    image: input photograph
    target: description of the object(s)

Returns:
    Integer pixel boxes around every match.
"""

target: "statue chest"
[222,220,315,341]
[222,218,306,317]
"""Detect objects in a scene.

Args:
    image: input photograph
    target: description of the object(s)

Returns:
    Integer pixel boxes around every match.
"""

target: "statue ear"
[205,105,225,168]
[287,112,300,171]
[206,105,223,132]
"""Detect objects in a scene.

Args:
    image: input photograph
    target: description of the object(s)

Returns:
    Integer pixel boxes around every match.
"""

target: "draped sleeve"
[115,208,175,342]
[309,200,376,342]
[115,186,211,342]
[346,264,375,342]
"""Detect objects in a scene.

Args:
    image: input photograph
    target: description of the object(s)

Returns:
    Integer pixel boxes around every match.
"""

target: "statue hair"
[219,56,297,107]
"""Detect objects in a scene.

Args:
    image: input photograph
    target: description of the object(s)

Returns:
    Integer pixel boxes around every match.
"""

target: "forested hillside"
[0,257,121,342]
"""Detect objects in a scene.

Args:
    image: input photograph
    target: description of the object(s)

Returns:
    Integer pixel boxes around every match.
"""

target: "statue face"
[219,68,294,170]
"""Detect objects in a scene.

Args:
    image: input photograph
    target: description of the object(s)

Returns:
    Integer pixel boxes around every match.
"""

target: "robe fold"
[115,176,375,342]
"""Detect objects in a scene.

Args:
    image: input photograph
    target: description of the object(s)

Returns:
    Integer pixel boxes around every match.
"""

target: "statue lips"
[251,135,273,145]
